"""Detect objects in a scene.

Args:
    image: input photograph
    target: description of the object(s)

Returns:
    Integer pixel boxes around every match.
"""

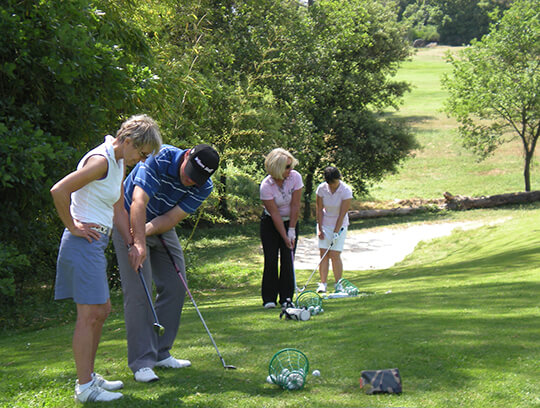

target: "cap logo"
[195,156,214,173]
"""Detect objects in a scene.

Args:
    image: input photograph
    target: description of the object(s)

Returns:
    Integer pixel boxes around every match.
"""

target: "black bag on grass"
[360,368,402,394]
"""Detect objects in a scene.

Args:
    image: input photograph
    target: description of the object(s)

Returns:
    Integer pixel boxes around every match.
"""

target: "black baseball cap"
[184,144,220,186]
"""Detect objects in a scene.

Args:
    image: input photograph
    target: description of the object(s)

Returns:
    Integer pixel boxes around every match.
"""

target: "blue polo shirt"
[124,145,213,221]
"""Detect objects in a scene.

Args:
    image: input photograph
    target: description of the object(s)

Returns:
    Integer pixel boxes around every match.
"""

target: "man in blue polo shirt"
[112,144,219,383]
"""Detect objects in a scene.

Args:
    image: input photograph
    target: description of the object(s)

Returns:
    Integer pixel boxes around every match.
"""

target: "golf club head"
[224,364,237,370]
[154,323,165,336]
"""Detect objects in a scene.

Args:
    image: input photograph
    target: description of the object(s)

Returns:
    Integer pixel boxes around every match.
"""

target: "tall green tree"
[129,0,289,220]
[123,0,416,221]
[396,0,514,45]
[272,0,416,219]
[0,0,154,302]
[442,0,540,191]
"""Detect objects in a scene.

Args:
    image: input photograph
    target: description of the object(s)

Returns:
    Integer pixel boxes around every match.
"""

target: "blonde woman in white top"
[315,166,353,293]
[50,115,161,403]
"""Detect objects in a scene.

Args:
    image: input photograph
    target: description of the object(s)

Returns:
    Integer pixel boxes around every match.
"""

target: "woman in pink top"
[259,148,304,309]
[315,166,353,293]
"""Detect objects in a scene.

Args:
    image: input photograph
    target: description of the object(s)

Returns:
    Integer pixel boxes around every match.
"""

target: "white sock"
[76,379,93,393]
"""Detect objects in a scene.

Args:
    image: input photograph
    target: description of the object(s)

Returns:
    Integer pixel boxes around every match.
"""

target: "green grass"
[372,46,538,201]
[3,204,540,407]
[3,46,540,407]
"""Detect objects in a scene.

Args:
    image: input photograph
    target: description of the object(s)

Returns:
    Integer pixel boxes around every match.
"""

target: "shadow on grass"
[4,205,540,406]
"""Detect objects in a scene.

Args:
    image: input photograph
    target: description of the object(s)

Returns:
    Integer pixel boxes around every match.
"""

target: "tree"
[396,0,514,45]
[127,0,289,220]
[442,0,540,191]
[0,0,155,303]
[271,0,416,219]
[116,0,417,222]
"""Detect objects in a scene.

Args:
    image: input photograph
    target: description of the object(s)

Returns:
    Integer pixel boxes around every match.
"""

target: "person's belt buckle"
[91,225,111,236]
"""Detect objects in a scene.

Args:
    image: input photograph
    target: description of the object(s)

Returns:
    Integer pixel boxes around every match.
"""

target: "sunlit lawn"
[2,204,540,407]
[372,46,538,201]
[3,46,540,408]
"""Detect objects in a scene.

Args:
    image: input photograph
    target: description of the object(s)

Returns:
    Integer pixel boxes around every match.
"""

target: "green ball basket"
[268,348,309,390]
[337,278,359,296]
[295,290,323,309]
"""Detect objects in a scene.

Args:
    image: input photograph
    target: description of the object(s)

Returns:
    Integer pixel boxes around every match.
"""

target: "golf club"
[138,267,165,336]
[158,235,237,370]
[290,248,299,301]
[300,227,344,292]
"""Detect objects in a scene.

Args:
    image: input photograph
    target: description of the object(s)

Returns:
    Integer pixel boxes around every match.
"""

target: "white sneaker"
[92,372,123,391]
[155,356,192,368]
[263,302,276,309]
[134,367,159,383]
[317,282,327,293]
[75,380,123,402]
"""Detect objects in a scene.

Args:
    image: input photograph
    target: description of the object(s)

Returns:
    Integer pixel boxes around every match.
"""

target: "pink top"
[316,181,353,228]
[260,170,304,219]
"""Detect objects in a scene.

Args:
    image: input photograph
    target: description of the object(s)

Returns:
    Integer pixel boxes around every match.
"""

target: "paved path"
[293,221,489,271]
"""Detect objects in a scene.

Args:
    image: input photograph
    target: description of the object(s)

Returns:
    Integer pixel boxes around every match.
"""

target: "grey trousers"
[112,228,187,373]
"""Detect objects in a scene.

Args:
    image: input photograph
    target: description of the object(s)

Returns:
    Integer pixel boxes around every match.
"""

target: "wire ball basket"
[268,348,309,390]
[337,278,359,296]
[295,290,322,308]
[295,290,324,315]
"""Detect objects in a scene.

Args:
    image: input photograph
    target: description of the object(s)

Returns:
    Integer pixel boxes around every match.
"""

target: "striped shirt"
[124,145,213,221]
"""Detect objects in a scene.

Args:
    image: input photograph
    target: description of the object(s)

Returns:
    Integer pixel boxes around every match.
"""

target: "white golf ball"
[266,375,276,384]
[312,369,321,376]
[286,373,304,390]
[287,381,298,390]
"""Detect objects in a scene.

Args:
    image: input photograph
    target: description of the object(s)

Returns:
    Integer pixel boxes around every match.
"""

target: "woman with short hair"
[315,166,353,293]
[50,114,161,402]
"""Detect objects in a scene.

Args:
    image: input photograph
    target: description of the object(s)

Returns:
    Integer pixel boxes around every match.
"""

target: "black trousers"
[260,214,298,305]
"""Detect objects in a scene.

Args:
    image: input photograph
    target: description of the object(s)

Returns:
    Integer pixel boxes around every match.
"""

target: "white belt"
[91,225,112,237]
[263,209,290,221]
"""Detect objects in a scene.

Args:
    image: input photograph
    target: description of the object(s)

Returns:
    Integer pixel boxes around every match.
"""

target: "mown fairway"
[372,46,537,201]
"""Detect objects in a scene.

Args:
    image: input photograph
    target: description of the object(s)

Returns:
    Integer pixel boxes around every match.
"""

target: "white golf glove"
[331,232,339,246]
[287,227,296,243]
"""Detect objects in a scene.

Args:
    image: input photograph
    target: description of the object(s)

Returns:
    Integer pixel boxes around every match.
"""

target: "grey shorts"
[55,229,110,304]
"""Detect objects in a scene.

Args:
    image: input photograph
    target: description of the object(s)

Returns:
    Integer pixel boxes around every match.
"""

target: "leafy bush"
[408,24,440,43]
[0,0,155,303]
[0,243,28,300]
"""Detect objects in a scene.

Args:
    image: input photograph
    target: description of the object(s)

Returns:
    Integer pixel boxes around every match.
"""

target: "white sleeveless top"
[70,135,124,228]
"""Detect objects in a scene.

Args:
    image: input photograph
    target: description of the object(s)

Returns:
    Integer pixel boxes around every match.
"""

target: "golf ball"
[287,381,298,390]
[266,375,276,384]
[286,373,304,390]
[312,369,321,376]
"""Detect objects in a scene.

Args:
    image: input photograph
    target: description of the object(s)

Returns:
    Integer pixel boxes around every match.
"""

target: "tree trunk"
[524,151,532,192]
[443,190,540,210]
[302,152,322,222]
[303,170,314,221]
[218,173,233,220]
[348,191,540,219]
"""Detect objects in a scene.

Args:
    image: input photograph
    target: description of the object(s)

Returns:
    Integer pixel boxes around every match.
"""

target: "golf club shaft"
[290,249,298,299]
[138,268,164,334]
[302,246,332,290]
[158,235,235,369]
[302,227,344,290]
